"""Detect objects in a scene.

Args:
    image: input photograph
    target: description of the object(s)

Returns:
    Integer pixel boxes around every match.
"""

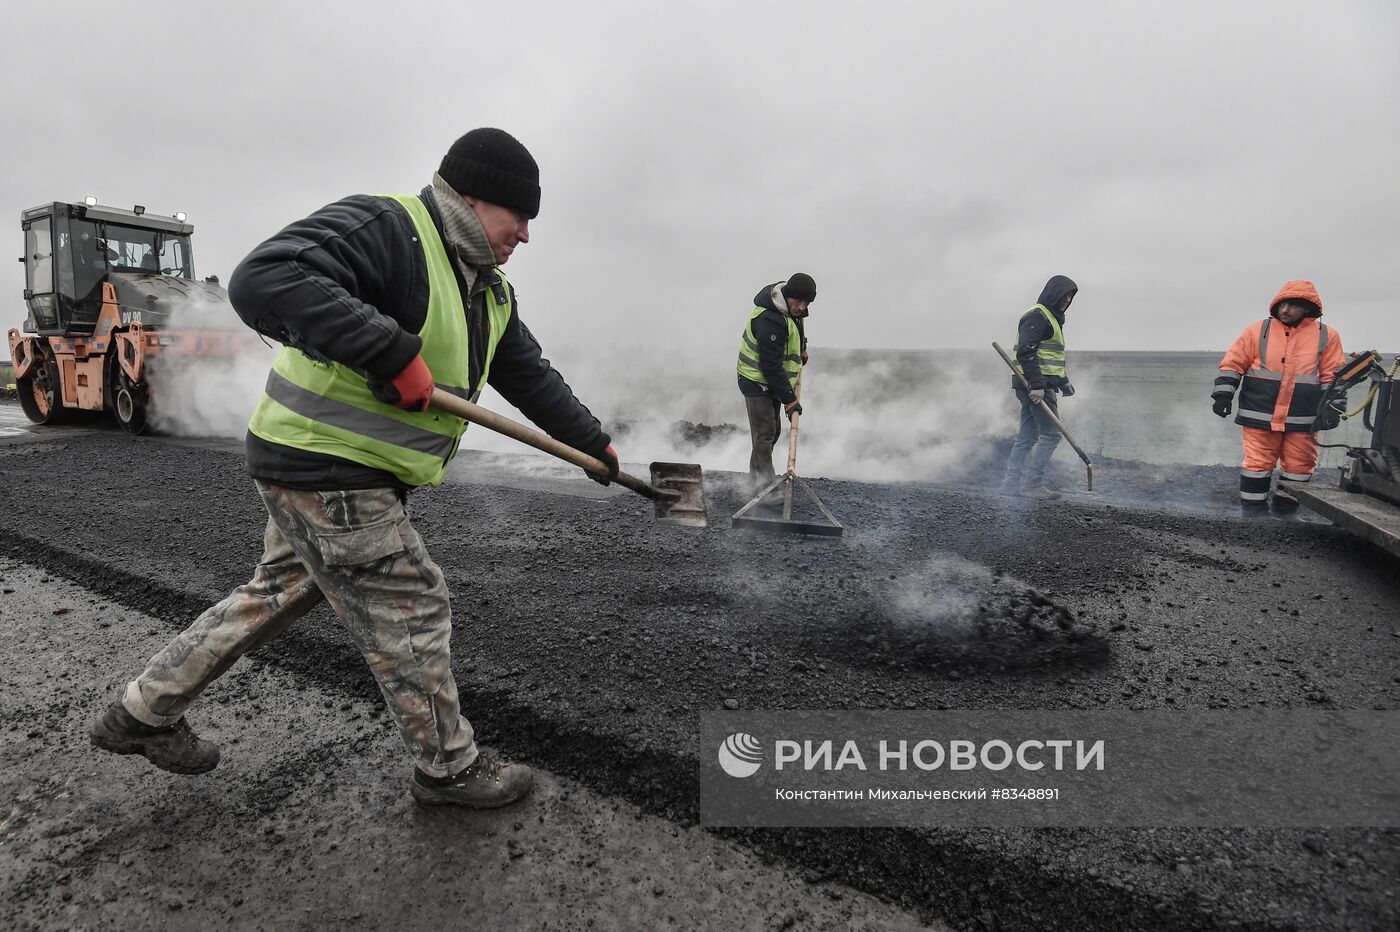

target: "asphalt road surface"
[1,404,1396,930]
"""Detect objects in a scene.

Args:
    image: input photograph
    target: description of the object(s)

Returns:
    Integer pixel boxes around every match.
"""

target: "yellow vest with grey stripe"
[736,307,802,390]
[1012,304,1067,378]
[247,193,512,488]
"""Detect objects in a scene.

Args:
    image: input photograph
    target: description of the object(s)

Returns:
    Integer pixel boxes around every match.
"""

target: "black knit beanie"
[438,128,541,219]
[782,272,817,302]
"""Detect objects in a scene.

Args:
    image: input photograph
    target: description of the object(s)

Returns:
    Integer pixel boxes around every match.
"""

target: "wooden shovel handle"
[428,388,669,501]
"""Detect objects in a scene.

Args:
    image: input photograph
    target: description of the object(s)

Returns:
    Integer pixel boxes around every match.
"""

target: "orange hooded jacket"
[1212,281,1344,433]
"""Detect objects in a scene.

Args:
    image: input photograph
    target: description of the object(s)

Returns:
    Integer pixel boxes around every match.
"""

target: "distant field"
[0,362,13,387]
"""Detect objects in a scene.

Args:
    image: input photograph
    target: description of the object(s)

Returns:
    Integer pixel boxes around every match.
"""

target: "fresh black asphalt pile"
[1,427,1397,931]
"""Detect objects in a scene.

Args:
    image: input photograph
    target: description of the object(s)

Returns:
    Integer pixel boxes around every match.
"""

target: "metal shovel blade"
[650,461,707,528]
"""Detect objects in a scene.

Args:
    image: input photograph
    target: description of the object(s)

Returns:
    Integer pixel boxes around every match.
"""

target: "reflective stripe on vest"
[247,193,513,487]
[736,306,802,388]
[1012,304,1067,378]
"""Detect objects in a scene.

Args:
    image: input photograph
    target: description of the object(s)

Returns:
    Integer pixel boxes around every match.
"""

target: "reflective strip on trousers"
[264,370,456,458]
[1279,470,1313,481]
[1239,469,1272,501]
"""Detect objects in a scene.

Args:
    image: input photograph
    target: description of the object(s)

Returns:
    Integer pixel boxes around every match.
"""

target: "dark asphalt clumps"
[795,561,1107,677]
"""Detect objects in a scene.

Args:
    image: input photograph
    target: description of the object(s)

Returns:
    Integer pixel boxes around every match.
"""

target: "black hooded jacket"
[1013,275,1077,391]
[228,188,609,490]
[737,283,805,405]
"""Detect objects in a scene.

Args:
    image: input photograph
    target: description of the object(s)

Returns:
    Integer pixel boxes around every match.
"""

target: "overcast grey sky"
[4,0,1396,354]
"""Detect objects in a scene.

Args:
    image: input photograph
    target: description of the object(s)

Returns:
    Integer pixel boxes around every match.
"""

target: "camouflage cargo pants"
[122,482,476,778]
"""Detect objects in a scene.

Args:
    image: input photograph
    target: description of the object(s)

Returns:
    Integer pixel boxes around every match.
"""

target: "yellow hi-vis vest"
[1012,304,1067,378]
[736,306,801,390]
[247,193,512,487]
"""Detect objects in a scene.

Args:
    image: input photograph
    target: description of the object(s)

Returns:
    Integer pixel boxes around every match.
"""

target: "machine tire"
[15,347,67,425]
[109,356,150,435]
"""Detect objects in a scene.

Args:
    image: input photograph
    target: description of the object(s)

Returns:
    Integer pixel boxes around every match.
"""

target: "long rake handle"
[428,388,678,502]
[786,373,804,471]
[783,374,804,518]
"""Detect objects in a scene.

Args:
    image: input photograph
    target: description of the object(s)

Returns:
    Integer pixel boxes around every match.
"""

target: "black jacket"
[229,188,609,489]
[737,283,803,405]
[1013,274,1077,391]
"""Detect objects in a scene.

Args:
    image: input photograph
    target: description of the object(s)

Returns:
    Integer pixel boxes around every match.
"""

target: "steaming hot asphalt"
[0,409,1397,930]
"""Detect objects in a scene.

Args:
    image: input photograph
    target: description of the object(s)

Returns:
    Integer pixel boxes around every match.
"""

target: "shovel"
[429,387,707,527]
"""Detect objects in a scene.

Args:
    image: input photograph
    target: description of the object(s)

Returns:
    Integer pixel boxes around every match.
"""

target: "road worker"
[737,273,814,499]
[90,128,618,809]
[999,275,1078,500]
[1211,280,1345,518]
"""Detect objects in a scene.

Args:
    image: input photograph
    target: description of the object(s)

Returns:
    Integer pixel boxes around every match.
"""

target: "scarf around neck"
[430,172,497,285]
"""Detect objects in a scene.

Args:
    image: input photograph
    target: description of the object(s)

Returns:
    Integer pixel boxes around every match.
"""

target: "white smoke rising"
[467,341,1015,484]
[884,555,1001,638]
[147,343,277,438]
[132,293,1380,491]
[797,356,1010,483]
[141,287,276,438]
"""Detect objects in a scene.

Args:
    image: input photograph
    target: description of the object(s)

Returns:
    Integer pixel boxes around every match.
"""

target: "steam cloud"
[135,304,1374,485]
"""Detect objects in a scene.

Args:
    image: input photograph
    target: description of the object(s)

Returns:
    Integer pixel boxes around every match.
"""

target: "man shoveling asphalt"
[90,128,618,809]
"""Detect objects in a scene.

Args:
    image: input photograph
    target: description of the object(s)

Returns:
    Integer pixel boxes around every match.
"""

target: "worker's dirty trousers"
[1003,387,1061,488]
[745,394,783,495]
[122,482,476,778]
[1239,426,1318,514]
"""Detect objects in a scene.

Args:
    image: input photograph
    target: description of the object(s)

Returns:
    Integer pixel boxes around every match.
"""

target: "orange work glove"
[369,355,434,412]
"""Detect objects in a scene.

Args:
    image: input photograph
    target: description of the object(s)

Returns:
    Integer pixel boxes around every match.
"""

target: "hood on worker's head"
[1269,280,1323,319]
[754,282,784,313]
[1036,275,1078,317]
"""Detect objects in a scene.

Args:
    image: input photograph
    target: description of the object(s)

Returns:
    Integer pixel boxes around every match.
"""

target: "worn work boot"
[89,701,220,774]
[1271,491,1302,522]
[750,487,787,513]
[1240,500,1270,519]
[1020,484,1061,501]
[410,750,533,809]
[996,479,1021,497]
